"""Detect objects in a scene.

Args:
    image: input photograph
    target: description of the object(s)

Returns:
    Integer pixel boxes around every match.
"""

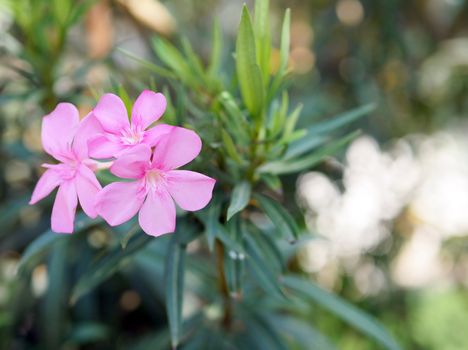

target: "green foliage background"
[0,0,467,349]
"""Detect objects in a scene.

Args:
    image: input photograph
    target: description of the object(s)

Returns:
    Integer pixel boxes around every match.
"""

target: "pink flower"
[96,127,216,236]
[88,90,172,159]
[29,103,102,233]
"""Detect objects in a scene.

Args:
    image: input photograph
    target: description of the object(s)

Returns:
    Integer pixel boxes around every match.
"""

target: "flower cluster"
[30,90,216,236]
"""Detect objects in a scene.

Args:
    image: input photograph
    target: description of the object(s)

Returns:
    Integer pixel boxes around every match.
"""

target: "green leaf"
[18,215,98,273]
[278,9,291,77]
[71,233,152,303]
[152,38,197,87]
[254,194,299,242]
[41,240,68,349]
[208,19,223,76]
[67,322,110,345]
[268,8,291,101]
[165,234,187,349]
[227,181,251,220]
[254,0,271,84]
[285,134,328,159]
[282,276,402,350]
[307,103,376,136]
[221,129,245,165]
[199,196,222,252]
[244,234,285,298]
[117,48,175,79]
[271,316,337,350]
[215,222,246,255]
[258,130,360,175]
[236,5,264,118]
[218,91,250,144]
[240,312,289,350]
[224,246,244,298]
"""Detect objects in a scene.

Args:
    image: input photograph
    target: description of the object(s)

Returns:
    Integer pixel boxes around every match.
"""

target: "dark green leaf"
[71,233,152,303]
[236,5,264,117]
[227,181,251,220]
[258,130,360,175]
[165,234,187,349]
[244,234,285,298]
[254,194,299,242]
[307,103,375,136]
[282,276,402,350]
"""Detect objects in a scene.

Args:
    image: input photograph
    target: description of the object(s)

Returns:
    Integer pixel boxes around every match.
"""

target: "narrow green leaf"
[308,103,376,136]
[224,246,244,298]
[242,312,289,350]
[254,194,299,242]
[244,234,285,298]
[227,181,252,220]
[118,85,133,116]
[218,91,250,144]
[200,196,222,252]
[254,0,271,84]
[236,5,264,117]
[18,215,98,273]
[208,19,223,76]
[117,48,175,79]
[152,38,197,87]
[285,135,328,159]
[268,9,291,101]
[282,276,402,350]
[278,9,291,77]
[71,233,152,303]
[258,130,360,175]
[221,129,245,165]
[165,235,186,349]
[215,223,246,255]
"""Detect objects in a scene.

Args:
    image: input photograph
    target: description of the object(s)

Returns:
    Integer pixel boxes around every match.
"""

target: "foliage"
[0,0,404,349]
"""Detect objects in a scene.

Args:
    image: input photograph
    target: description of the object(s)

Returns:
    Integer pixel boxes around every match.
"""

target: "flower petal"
[152,127,202,170]
[166,170,216,211]
[51,181,78,234]
[132,90,167,130]
[42,103,79,161]
[88,134,125,159]
[93,93,129,133]
[110,144,151,179]
[96,181,145,226]
[76,165,102,218]
[138,188,176,236]
[29,168,62,205]
[72,113,104,160]
[143,123,174,147]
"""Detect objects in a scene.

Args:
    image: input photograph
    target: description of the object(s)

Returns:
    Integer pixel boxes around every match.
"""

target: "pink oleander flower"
[88,90,172,159]
[95,127,216,236]
[29,103,102,233]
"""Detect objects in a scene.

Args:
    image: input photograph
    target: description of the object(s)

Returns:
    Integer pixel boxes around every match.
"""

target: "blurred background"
[1,0,468,349]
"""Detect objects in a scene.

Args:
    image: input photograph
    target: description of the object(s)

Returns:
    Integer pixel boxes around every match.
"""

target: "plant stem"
[215,239,232,329]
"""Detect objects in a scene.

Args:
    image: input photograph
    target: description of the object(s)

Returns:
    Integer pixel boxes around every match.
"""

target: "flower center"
[145,169,166,192]
[121,125,144,145]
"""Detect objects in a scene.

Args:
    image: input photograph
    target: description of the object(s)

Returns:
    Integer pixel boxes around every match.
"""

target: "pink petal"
[51,181,78,234]
[42,103,79,161]
[29,168,62,205]
[88,134,125,159]
[72,113,104,160]
[166,170,216,211]
[76,165,102,218]
[152,127,202,170]
[138,188,176,236]
[96,181,145,226]
[132,90,167,130]
[143,123,174,147]
[93,93,129,134]
[110,144,151,179]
